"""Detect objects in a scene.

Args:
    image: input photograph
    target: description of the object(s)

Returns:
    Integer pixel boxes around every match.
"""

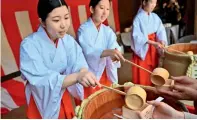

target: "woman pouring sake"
[77,0,125,99]
[131,0,168,86]
[20,0,101,118]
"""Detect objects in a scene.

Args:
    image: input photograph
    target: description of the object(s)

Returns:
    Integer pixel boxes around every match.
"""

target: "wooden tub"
[163,43,197,78]
[75,84,187,119]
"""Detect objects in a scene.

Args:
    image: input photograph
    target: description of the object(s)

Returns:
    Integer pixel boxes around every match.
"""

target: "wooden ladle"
[102,85,147,110]
[124,59,170,86]
[148,41,188,55]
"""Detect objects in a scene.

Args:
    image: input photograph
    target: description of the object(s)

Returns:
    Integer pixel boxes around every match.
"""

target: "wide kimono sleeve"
[20,39,66,118]
[65,37,88,100]
[78,28,104,63]
[106,27,120,50]
[105,27,121,83]
[78,27,106,75]
[155,15,168,45]
[132,17,149,60]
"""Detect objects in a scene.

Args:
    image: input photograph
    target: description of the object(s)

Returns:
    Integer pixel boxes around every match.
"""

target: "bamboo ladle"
[102,85,147,110]
[102,84,158,94]
[124,59,170,86]
[102,84,127,95]
[115,48,171,86]
[163,46,186,54]
[148,41,190,55]
[163,46,196,57]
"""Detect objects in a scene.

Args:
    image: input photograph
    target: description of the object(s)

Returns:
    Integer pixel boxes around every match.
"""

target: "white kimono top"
[20,26,87,118]
[78,18,121,83]
[131,8,168,60]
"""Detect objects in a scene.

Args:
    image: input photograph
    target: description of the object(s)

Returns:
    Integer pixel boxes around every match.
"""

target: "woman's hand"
[147,40,166,56]
[101,49,125,62]
[77,71,101,88]
[62,68,101,88]
[138,101,184,119]
[157,76,197,101]
[147,40,163,49]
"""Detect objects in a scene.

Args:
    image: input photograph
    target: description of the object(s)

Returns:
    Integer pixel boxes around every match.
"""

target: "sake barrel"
[163,43,197,77]
[75,83,186,119]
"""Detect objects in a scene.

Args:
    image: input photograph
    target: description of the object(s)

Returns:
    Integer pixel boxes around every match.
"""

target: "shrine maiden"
[20,0,100,118]
[77,0,125,98]
[131,0,168,85]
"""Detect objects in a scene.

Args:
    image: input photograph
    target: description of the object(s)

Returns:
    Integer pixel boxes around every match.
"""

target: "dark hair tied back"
[37,0,68,22]
[89,0,111,9]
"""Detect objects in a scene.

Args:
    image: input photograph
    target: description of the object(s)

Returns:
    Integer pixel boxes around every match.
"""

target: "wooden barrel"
[75,84,187,119]
[163,43,197,76]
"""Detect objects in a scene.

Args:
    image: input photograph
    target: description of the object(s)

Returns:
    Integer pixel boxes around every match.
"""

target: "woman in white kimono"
[20,0,100,119]
[77,0,125,98]
[131,0,168,86]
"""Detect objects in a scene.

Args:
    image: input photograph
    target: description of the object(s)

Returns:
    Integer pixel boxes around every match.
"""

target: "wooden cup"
[151,68,170,86]
[125,86,147,110]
